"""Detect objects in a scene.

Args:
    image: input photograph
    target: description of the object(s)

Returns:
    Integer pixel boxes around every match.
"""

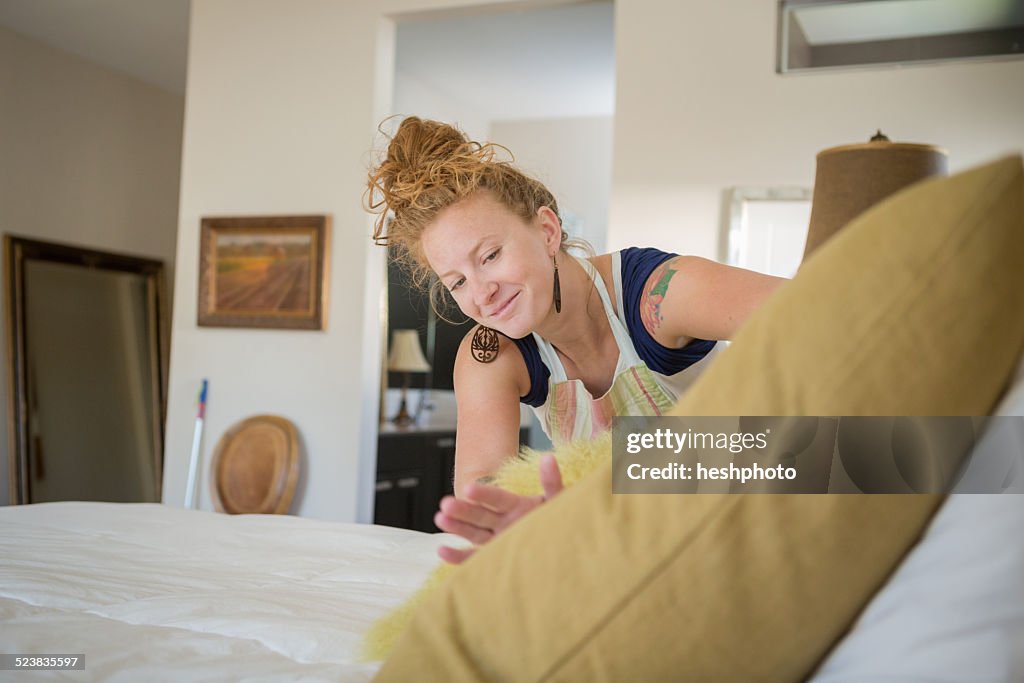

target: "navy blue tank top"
[512,248,716,407]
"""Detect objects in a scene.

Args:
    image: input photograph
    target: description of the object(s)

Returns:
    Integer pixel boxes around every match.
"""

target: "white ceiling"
[0,0,191,94]
[0,0,616,120]
[795,0,1024,46]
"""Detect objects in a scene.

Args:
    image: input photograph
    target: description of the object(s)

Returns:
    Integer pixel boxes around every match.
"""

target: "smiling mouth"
[490,292,520,319]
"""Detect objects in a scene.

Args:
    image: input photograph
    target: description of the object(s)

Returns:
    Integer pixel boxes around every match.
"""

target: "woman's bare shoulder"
[454,325,531,398]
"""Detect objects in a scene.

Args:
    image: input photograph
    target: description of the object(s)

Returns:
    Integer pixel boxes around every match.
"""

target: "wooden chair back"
[210,415,300,514]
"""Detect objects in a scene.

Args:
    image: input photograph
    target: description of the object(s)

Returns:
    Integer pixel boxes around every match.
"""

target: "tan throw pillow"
[361,435,611,661]
[375,156,1024,682]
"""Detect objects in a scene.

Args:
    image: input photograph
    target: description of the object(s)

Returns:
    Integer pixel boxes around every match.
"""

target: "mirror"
[724,187,812,279]
[5,236,168,504]
[779,0,1024,73]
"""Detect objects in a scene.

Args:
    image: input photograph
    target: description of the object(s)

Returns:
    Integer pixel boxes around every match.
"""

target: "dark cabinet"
[374,427,529,532]
[374,431,455,533]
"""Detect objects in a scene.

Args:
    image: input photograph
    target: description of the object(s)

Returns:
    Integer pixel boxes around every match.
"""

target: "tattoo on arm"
[475,476,496,485]
[640,262,678,333]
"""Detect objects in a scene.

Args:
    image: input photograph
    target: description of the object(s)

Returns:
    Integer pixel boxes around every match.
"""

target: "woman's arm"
[437,328,551,564]
[640,256,785,346]
[450,327,528,495]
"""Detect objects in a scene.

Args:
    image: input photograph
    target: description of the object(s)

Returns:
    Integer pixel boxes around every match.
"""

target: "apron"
[532,256,718,445]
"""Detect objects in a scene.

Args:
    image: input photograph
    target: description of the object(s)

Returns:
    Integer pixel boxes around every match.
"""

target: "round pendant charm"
[470,326,500,363]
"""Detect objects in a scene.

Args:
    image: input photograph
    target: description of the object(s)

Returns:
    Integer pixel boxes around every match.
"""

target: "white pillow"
[812,356,1024,682]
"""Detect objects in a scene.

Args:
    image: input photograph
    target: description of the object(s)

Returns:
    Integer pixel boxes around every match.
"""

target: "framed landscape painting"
[198,215,330,329]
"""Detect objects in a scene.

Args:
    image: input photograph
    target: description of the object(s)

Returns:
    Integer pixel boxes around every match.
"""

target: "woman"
[367,117,783,562]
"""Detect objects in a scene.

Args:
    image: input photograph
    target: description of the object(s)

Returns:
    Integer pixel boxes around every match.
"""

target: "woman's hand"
[435,454,563,564]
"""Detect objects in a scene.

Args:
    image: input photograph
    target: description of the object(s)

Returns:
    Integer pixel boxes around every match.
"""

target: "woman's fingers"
[539,454,564,500]
[438,495,502,530]
[434,510,493,545]
[435,458,563,564]
[461,481,526,513]
[437,544,476,565]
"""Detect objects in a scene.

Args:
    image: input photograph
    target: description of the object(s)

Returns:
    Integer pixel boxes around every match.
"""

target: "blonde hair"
[366,117,573,306]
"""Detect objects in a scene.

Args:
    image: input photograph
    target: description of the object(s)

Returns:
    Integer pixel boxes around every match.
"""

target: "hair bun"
[391,116,469,170]
[372,117,471,216]
[368,117,504,245]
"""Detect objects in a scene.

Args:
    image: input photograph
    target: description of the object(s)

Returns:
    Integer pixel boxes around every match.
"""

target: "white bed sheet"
[0,502,453,682]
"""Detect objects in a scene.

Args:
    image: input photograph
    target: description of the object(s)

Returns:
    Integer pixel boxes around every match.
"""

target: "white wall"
[490,117,613,253]
[393,68,491,142]
[609,0,1024,259]
[0,26,183,506]
[163,0,516,522]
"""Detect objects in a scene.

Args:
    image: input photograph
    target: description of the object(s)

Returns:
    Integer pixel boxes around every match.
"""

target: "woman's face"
[421,191,560,339]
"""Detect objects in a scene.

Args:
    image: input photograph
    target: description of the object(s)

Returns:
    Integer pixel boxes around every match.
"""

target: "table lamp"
[803,131,948,261]
[387,329,431,426]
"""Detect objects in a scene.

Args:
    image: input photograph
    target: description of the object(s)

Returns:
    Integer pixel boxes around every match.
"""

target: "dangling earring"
[471,326,500,363]
[552,256,562,314]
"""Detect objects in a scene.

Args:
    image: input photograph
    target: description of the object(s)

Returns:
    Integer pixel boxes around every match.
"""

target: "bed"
[2,409,1023,682]
[0,503,454,681]
[3,483,1023,681]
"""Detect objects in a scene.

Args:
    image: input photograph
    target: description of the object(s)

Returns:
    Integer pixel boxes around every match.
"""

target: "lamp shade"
[803,132,948,261]
[387,329,430,373]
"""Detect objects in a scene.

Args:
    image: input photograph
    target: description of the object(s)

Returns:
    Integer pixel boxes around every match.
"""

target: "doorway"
[371,0,615,527]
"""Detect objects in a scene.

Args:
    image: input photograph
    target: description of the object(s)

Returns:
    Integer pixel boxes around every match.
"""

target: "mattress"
[0,502,451,682]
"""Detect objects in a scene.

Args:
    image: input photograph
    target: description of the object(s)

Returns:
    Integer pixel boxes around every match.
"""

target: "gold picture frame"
[198,215,330,329]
